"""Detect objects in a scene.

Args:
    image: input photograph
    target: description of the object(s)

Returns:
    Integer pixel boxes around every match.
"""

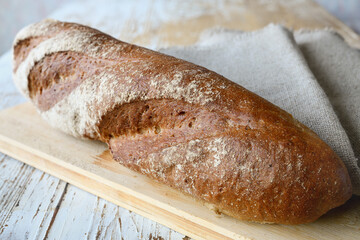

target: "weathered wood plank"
[0,155,68,239]
[36,182,186,239]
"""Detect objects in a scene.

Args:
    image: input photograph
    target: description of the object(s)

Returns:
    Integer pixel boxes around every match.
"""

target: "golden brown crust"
[102,98,352,224]
[12,19,352,224]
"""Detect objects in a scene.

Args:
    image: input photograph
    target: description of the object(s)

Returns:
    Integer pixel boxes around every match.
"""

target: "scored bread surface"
[12,19,352,224]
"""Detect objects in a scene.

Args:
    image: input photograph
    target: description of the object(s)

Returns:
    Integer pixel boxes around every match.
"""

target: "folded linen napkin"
[295,30,360,173]
[160,25,360,195]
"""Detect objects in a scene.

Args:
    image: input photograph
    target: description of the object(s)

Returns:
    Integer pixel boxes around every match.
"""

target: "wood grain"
[0,155,67,239]
[0,103,359,240]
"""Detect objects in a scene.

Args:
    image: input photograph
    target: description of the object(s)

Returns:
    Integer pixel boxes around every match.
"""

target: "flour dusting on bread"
[12,19,353,224]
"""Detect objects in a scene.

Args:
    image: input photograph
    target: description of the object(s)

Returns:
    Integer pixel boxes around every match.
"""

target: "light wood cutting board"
[0,103,359,240]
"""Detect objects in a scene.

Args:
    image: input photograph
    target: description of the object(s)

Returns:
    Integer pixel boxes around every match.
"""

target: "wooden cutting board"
[0,103,359,240]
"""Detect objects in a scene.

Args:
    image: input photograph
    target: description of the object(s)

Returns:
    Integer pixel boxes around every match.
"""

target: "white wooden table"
[1,0,359,239]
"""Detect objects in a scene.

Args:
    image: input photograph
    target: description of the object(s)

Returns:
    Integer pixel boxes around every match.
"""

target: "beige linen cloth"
[160,25,360,195]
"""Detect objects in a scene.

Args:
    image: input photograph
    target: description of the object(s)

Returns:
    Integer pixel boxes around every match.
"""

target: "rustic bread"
[12,19,352,224]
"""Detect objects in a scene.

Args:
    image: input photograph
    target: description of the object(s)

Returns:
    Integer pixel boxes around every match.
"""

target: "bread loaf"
[12,19,352,224]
